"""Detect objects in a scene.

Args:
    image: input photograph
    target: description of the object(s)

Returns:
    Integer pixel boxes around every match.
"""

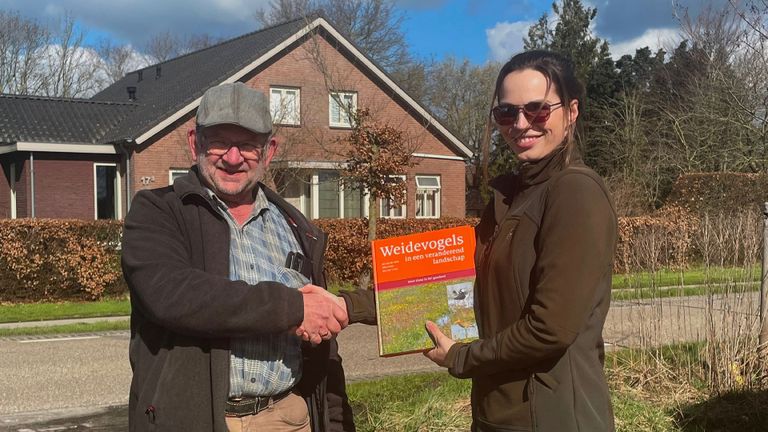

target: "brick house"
[0,16,472,221]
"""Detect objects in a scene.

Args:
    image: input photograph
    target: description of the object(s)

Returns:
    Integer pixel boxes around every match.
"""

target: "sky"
[0,0,730,64]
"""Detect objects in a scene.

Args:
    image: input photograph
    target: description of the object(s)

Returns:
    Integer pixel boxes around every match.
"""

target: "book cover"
[371,225,478,357]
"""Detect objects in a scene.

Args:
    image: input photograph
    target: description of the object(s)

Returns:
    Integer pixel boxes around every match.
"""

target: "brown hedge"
[0,219,125,302]
[665,172,768,216]
[1,208,754,302]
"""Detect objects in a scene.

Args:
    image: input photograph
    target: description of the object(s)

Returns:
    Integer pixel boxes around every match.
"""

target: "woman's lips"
[516,135,541,149]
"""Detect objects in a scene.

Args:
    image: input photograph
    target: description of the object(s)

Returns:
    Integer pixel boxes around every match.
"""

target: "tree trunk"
[357,198,379,290]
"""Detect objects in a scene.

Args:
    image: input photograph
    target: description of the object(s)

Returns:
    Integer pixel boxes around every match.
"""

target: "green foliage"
[0,297,130,323]
[0,320,129,337]
[348,372,472,432]
[612,265,760,290]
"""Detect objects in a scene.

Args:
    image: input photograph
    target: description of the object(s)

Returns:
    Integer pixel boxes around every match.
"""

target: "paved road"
[0,292,760,431]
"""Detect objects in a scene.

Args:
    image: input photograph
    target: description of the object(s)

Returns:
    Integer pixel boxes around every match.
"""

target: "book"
[371,225,478,357]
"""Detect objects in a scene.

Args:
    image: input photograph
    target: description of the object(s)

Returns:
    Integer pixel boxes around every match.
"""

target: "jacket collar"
[172,165,327,253]
[489,145,583,193]
[518,145,570,187]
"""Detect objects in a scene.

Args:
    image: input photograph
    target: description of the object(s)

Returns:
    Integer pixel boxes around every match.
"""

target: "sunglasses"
[491,101,563,126]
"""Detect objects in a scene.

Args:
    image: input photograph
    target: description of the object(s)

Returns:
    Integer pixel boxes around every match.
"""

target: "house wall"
[133,30,467,216]
[0,155,30,218]
[0,157,11,218]
[16,157,29,218]
[30,153,121,219]
[132,118,196,194]
[406,157,466,218]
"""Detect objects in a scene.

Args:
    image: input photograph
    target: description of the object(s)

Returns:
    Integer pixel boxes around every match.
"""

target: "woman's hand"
[423,320,456,367]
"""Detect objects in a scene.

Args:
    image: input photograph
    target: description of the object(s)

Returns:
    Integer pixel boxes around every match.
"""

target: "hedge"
[0,208,759,302]
[0,219,125,302]
[665,172,768,216]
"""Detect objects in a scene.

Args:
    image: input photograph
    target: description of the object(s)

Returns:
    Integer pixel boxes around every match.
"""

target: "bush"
[665,172,768,216]
[615,207,699,273]
[0,219,125,302]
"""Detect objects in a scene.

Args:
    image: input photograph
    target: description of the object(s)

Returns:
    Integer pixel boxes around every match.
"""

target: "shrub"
[615,207,699,273]
[665,172,768,216]
[0,219,125,302]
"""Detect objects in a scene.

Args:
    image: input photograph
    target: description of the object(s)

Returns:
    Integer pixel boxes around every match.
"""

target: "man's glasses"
[203,139,267,160]
[491,101,563,126]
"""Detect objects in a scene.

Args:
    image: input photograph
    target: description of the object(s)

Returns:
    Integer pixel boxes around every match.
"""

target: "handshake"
[296,284,349,345]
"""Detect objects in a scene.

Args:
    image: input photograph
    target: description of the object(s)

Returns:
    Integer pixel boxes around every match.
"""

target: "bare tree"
[96,39,151,86]
[144,31,182,63]
[423,58,498,204]
[0,10,50,95]
[41,13,101,97]
[144,31,225,64]
[255,0,409,72]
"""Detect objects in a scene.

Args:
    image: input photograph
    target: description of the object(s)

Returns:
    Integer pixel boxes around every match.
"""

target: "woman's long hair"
[481,50,585,177]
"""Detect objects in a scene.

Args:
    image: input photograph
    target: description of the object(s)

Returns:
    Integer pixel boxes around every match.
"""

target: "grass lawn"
[0,320,129,337]
[0,265,761,334]
[348,343,768,432]
[612,265,760,289]
[0,296,130,323]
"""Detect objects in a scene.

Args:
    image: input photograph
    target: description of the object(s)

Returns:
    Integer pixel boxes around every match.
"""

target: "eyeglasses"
[203,138,267,160]
[491,101,563,126]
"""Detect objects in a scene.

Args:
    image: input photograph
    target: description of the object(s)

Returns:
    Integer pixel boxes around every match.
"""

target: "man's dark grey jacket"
[121,167,354,431]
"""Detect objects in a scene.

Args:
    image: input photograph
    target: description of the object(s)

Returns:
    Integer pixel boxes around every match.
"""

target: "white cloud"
[608,27,682,59]
[486,21,533,62]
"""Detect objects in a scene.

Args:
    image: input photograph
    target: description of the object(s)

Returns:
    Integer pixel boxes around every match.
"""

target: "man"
[122,82,353,432]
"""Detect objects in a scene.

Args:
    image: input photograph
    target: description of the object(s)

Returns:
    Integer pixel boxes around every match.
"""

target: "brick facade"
[132,32,467,217]
[0,25,469,221]
[0,155,28,218]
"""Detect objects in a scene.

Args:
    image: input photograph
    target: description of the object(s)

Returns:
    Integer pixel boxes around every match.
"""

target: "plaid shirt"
[207,187,309,397]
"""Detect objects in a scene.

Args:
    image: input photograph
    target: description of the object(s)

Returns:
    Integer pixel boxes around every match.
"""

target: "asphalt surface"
[0,292,761,431]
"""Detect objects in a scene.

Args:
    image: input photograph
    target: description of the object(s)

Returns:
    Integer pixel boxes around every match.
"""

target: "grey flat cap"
[196,83,272,134]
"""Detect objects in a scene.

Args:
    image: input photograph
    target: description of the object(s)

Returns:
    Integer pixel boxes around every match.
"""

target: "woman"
[424,50,617,431]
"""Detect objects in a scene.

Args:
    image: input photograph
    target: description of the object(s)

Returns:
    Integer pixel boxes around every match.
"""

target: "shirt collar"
[204,185,270,220]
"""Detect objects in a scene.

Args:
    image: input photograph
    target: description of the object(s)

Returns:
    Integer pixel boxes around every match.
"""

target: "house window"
[343,184,364,218]
[380,175,406,219]
[329,91,357,128]
[169,169,189,185]
[415,175,441,218]
[312,170,365,219]
[94,163,121,220]
[317,171,340,218]
[270,87,300,125]
[9,162,16,219]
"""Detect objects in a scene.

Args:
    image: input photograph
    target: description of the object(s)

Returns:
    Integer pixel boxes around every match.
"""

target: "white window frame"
[168,169,189,185]
[329,91,357,128]
[380,174,406,219]
[93,163,122,220]
[270,86,301,126]
[415,175,441,219]
[9,162,16,219]
[309,170,367,219]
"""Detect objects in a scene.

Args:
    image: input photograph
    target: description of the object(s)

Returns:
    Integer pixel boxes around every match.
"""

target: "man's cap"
[196,83,272,135]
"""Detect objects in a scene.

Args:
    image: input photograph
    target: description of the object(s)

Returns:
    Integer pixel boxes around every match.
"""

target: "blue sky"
[0,0,728,64]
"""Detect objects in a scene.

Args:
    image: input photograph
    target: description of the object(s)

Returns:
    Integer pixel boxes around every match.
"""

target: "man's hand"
[296,284,349,345]
[423,320,456,367]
